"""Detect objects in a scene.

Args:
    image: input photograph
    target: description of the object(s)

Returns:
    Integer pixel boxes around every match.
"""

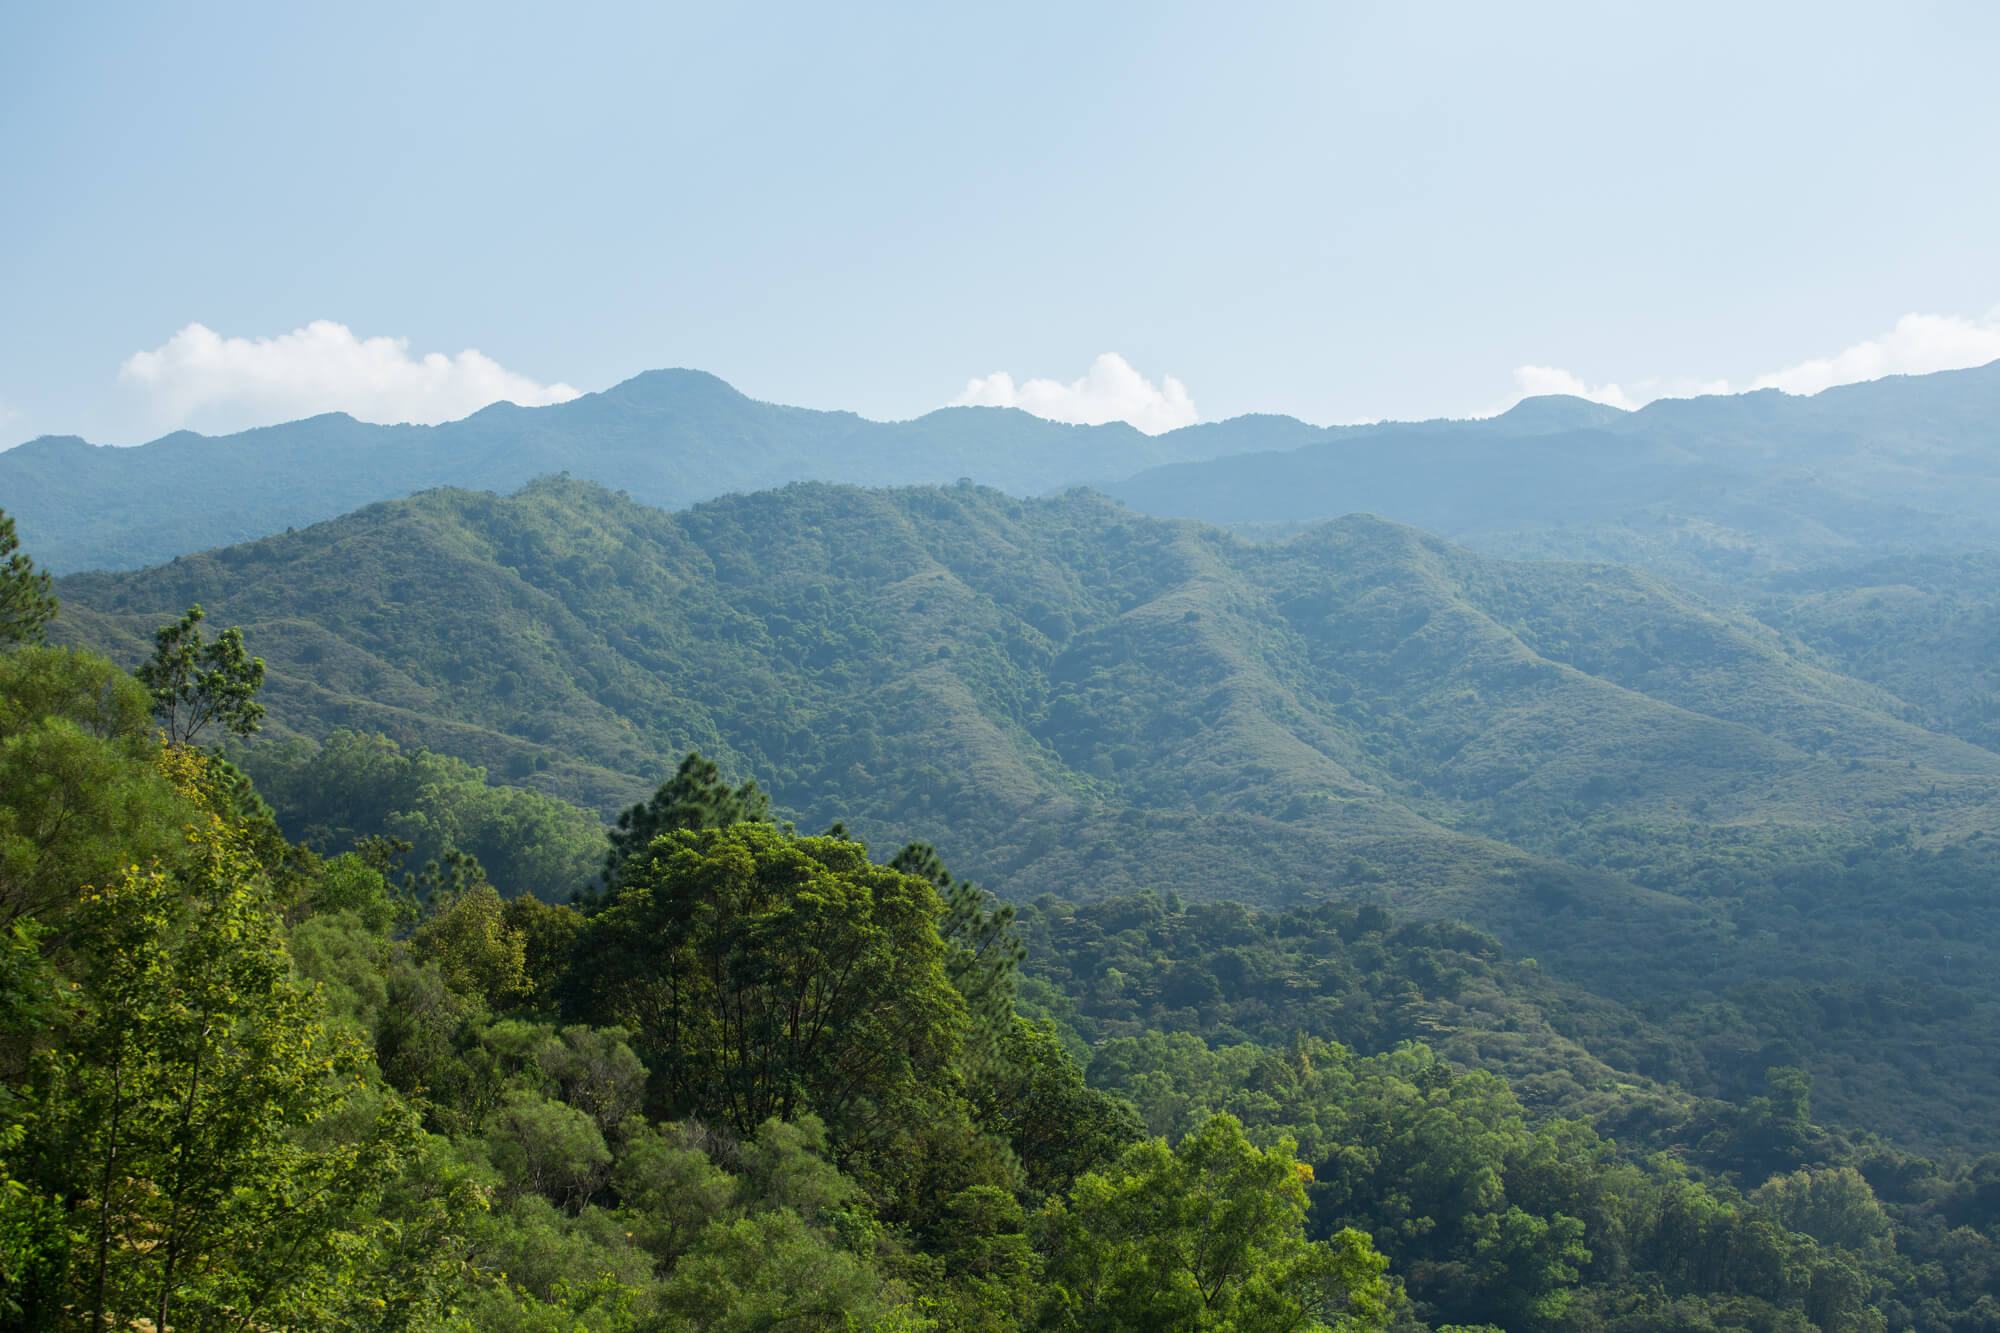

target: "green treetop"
[136,604,267,747]
[1039,1113,1393,1333]
[572,821,965,1147]
[0,509,55,647]
[603,751,772,891]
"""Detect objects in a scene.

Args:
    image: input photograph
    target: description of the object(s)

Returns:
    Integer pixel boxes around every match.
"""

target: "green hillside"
[52,476,2000,1152]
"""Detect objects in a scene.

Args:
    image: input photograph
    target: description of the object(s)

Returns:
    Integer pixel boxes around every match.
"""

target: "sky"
[3,1,1999,445]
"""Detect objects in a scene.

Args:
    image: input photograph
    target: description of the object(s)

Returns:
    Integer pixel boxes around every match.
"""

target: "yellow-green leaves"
[1040,1113,1392,1333]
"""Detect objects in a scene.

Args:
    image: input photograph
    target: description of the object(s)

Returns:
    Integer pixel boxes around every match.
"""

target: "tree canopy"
[573,822,965,1143]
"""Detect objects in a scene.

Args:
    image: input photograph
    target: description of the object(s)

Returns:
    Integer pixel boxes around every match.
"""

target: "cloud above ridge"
[119,320,581,435]
[1748,311,2000,396]
[1502,307,2000,416]
[950,353,1197,433]
[1508,365,1642,411]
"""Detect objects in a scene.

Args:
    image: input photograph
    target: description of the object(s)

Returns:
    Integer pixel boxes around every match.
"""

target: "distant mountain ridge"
[1,368,1284,572]
[12,359,2000,577]
[1110,361,2000,577]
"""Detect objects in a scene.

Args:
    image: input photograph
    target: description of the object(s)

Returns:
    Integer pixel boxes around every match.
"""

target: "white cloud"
[1508,365,1640,411]
[1495,307,2000,418]
[1749,310,2000,396]
[118,320,582,435]
[949,353,1198,434]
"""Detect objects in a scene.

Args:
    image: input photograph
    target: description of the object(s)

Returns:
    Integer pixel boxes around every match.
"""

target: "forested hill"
[2,368,1289,573]
[1109,360,2000,578]
[55,476,2000,1150]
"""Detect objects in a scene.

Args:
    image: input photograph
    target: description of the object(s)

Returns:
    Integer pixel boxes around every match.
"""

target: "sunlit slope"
[1252,518,2000,841]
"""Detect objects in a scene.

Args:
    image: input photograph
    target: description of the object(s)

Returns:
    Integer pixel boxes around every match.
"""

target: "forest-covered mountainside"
[1110,361,2000,578]
[2,368,1279,573]
[51,477,2000,1153]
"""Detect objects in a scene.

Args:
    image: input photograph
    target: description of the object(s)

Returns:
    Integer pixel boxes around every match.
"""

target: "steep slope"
[1747,551,2000,754]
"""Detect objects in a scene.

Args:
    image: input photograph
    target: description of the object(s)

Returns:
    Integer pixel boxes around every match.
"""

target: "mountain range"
[25,356,2000,1151]
[1111,361,2000,577]
[11,359,2000,578]
[0,369,1255,572]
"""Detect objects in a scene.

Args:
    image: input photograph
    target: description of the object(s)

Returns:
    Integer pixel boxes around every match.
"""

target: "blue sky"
[4,1,1998,445]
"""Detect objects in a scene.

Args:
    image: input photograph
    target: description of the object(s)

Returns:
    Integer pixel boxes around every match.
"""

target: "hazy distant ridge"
[1,369,1284,572]
[1110,361,2000,576]
[12,359,2000,576]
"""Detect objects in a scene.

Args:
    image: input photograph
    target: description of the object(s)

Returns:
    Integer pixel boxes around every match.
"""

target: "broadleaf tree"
[574,822,965,1148]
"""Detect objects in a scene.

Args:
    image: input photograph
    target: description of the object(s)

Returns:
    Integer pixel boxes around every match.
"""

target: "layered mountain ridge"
[2,368,1245,571]
[1112,361,2000,576]
[16,358,2000,579]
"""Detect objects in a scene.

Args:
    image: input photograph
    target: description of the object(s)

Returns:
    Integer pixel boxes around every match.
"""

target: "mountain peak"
[590,368,748,408]
[5,433,95,456]
[1492,394,1628,435]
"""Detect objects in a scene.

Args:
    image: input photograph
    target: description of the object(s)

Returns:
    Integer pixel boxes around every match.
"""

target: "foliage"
[965,1018,1145,1202]
[6,714,450,1330]
[1038,1113,1392,1333]
[55,474,2000,1160]
[571,823,966,1143]
[602,749,770,891]
[35,499,2000,1332]
[896,841,1028,1055]
[415,882,530,1011]
[0,507,56,647]
[135,602,267,745]
[0,646,196,928]
[240,729,606,903]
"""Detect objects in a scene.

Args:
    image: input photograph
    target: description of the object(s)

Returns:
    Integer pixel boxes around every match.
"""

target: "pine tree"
[0,509,56,647]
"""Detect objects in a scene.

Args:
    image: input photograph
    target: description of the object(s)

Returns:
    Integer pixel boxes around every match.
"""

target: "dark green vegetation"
[1,368,1269,573]
[53,474,2000,1157]
[0,510,56,647]
[1111,361,2000,580]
